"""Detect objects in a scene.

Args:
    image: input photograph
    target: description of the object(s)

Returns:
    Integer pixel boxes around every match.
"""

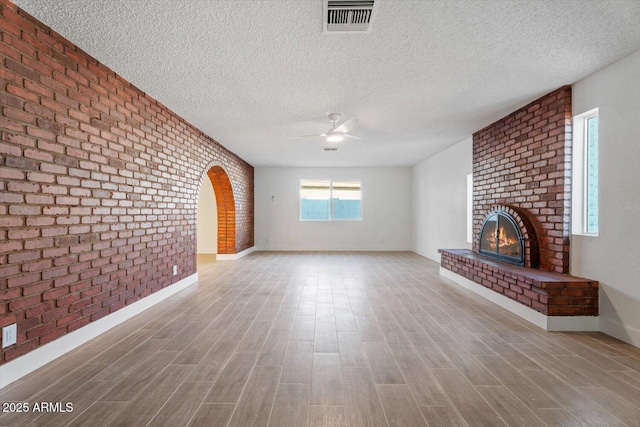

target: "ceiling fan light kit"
[290,113,359,144]
[326,133,345,143]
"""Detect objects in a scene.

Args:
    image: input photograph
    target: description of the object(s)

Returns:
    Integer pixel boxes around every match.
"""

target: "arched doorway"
[197,177,217,254]
[197,165,236,255]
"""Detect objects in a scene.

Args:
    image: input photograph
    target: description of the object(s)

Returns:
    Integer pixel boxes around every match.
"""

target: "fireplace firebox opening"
[479,211,525,266]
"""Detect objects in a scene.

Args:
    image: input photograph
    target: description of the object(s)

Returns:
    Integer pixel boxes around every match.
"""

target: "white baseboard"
[439,267,599,332]
[216,246,256,260]
[252,246,412,252]
[600,317,640,347]
[0,273,198,390]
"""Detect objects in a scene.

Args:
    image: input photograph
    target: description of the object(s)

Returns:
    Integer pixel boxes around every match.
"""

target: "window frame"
[571,108,599,236]
[299,179,363,221]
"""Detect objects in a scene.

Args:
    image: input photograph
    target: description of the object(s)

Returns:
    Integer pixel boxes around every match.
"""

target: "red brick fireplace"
[440,87,598,317]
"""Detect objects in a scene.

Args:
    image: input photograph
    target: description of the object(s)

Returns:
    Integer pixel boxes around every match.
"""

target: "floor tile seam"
[50,377,131,427]
[191,287,237,320]
[607,341,640,359]
[71,318,164,370]
[216,278,286,421]
[172,380,219,427]
[53,400,103,427]
[172,330,227,366]
[309,352,346,407]
[420,403,470,427]
[188,347,235,387]
[139,364,200,427]
[554,353,638,385]
[562,334,640,368]
[375,291,425,355]
[568,385,637,426]
[43,336,166,402]
[99,351,184,404]
[463,382,517,427]
[277,380,313,385]
[379,331,443,426]
[252,288,295,366]
[426,346,514,424]
[0,361,83,404]
[67,319,156,360]
[607,370,640,397]
[366,271,433,373]
[375,375,430,426]
[523,344,605,388]
[439,339,506,384]
[250,275,290,324]
[307,404,346,407]
[343,364,392,427]
[2,394,87,427]
[476,351,560,407]
[519,366,625,423]
[197,299,239,330]
[472,381,556,426]
[570,333,636,358]
[576,386,640,421]
[264,358,294,427]
[575,375,640,414]
[226,362,283,427]
[215,283,272,338]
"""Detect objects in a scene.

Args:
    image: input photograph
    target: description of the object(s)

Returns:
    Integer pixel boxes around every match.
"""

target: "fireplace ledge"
[438,249,598,316]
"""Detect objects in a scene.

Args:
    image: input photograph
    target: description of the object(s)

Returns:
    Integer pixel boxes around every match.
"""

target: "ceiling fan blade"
[288,133,327,139]
[343,134,361,141]
[334,117,358,134]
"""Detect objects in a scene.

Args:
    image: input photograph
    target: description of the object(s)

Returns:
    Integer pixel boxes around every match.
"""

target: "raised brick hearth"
[440,87,598,318]
[440,249,598,316]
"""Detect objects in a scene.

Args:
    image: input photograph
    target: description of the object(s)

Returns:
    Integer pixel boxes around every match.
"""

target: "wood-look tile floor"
[2,252,640,426]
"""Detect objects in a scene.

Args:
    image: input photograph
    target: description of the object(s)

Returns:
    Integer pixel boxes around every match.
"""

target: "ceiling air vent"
[324,0,378,34]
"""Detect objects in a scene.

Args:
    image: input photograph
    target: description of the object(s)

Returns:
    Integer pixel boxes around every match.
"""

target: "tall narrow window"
[300,180,362,220]
[467,173,473,243]
[585,115,598,234]
[572,109,599,235]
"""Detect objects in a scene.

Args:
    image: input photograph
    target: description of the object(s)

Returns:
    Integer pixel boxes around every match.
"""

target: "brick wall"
[0,1,254,363]
[472,86,572,273]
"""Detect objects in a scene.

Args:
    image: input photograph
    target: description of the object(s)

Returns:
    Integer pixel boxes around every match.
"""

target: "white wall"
[255,167,412,251]
[197,176,218,254]
[412,137,473,261]
[571,48,640,346]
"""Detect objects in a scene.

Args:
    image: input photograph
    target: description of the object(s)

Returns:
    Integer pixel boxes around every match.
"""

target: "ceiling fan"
[290,113,360,143]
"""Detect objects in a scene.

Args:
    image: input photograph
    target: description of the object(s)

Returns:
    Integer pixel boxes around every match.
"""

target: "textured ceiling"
[13,0,640,167]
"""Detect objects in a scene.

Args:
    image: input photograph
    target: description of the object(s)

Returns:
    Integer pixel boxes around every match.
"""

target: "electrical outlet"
[172,265,178,276]
[2,324,17,348]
